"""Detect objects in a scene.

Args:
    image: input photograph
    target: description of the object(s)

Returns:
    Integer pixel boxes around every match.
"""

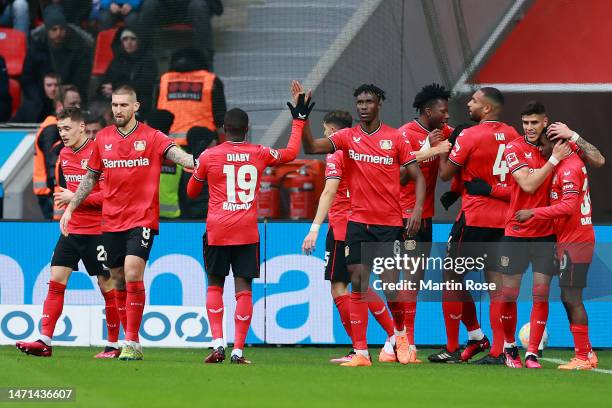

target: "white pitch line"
[542,358,612,375]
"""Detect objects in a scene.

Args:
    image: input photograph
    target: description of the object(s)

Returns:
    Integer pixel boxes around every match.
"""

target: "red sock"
[461,297,480,332]
[41,281,66,339]
[570,324,592,360]
[334,294,352,342]
[528,284,550,354]
[501,287,519,343]
[206,286,224,340]
[404,301,417,344]
[489,298,504,356]
[102,289,120,343]
[115,289,127,333]
[366,289,394,337]
[125,281,145,342]
[442,296,462,352]
[234,291,252,350]
[350,292,369,350]
[387,301,405,332]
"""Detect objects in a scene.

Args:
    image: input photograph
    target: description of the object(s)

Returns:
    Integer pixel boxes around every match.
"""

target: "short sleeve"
[193,150,209,182]
[504,142,527,173]
[325,153,343,180]
[327,128,350,152]
[399,132,417,166]
[155,130,176,158]
[86,138,103,174]
[448,129,474,167]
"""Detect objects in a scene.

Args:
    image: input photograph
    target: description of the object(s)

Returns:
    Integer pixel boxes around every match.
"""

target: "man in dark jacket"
[10,72,59,123]
[21,6,92,104]
[99,26,157,119]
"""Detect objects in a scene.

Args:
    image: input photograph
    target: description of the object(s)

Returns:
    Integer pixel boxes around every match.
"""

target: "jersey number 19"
[223,164,258,203]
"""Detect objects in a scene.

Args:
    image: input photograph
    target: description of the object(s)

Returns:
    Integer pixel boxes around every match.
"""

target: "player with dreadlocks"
[382,83,454,363]
[302,83,450,366]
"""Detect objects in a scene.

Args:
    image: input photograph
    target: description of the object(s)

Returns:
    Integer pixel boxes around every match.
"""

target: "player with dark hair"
[433,87,520,364]
[59,85,196,361]
[84,114,106,140]
[302,83,449,367]
[514,127,601,370]
[391,83,454,363]
[16,107,121,359]
[187,93,313,364]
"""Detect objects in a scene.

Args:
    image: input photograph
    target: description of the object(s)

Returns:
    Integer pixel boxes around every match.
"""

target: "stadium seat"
[0,28,26,77]
[9,78,21,117]
[92,28,118,76]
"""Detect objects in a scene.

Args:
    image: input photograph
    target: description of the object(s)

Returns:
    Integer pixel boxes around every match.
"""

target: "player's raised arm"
[60,169,101,236]
[302,178,340,255]
[547,122,605,168]
[274,92,315,163]
[511,141,571,194]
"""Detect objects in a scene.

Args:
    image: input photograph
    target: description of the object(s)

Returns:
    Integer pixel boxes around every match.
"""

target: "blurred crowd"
[0,0,227,220]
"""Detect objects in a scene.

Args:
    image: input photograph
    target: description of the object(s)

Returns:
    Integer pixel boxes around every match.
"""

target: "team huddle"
[15,80,604,370]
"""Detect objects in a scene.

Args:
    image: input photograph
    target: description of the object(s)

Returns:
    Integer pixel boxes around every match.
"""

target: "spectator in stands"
[139,0,223,64]
[157,47,226,146]
[84,113,105,139]
[98,0,141,29]
[99,26,156,118]
[0,0,30,35]
[0,56,10,121]
[21,6,93,104]
[10,72,60,123]
[33,84,81,219]
[179,126,217,219]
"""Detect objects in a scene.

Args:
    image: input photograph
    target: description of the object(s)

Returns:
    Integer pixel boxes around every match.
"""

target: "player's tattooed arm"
[166,146,196,168]
[547,122,605,168]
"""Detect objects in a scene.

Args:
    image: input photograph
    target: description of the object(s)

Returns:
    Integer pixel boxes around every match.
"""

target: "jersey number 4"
[223,164,258,203]
[493,144,509,182]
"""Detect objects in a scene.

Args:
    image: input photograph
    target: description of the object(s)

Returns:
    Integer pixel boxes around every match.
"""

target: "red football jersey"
[533,153,594,262]
[328,123,416,227]
[504,136,554,237]
[398,120,453,219]
[448,121,520,228]
[59,139,104,235]
[86,122,175,232]
[325,150,350,241]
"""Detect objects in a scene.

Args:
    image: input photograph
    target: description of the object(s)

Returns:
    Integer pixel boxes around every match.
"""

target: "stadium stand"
[0,27,26,77]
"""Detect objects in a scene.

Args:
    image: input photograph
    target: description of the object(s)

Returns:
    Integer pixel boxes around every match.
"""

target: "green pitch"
[1,346,611,408]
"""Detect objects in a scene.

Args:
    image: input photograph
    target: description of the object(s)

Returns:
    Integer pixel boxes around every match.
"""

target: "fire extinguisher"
[288,165,315,220]
[258,167,281,218]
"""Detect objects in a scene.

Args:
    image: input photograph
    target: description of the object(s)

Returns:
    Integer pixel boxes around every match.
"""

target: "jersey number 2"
[223,164,258,203]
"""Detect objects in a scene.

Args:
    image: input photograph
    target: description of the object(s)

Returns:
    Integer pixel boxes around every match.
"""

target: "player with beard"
[59,85,196,361]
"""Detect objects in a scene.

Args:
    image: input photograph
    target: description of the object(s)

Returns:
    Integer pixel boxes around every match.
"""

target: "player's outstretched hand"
[464,178,492,196]
[440,191,460,210]
[546,122,573,141]
[290,80,304,105]
[287,92,315,121]
[552,140,572,161]
[515,209,534,222]
[302,231,318,255]
[59,209,72,237]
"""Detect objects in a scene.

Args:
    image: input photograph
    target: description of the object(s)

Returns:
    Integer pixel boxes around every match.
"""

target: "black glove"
[464,178,492,196]
[287,93,315,120]
[440,191,460,211]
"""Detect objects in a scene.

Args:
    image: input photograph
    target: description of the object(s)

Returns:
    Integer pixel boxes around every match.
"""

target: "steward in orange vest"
[33,115,62,219]
[156,48,226,146]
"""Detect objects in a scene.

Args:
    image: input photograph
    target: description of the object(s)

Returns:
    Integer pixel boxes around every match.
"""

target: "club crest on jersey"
[506,152,519,167]
[380,140,392,150]
[105,144,112,151]
[352,136,361,143]
[134,140,146,151]
[81,159,88,169]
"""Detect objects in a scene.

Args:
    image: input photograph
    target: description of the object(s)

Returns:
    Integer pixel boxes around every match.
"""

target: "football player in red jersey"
[16,108,121,359]
[187,94,313,364]
[302,83,450,367]
[393,83,454,362]
[434,87,520,364]
[59,86,196,361]
[515,127,603,370]
[301,110,400,364]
